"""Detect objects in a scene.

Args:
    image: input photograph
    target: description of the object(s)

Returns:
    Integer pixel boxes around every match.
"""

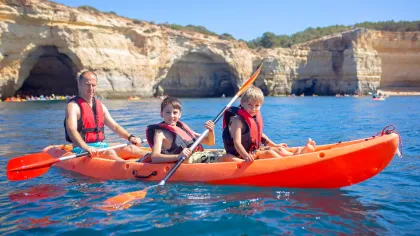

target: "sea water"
[0,96,419,235]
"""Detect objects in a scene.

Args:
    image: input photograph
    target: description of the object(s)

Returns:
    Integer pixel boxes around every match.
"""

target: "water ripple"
[1,97,420,235]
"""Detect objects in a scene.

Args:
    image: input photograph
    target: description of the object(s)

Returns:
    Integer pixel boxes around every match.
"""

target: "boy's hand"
[177,148,192,160]
[204,120,215,131]
[277,143,288,147]
[243,152,255,163]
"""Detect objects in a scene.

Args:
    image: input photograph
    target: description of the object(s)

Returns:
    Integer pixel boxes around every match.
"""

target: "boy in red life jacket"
[146,97,215,163]
[64,70,147,161]
[220,85,315,163]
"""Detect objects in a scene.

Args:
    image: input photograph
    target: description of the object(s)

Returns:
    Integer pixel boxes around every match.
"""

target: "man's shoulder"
[100,102,108,110]
[67,100,78,108]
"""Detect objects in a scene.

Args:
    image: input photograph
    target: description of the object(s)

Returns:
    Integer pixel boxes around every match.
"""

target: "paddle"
[100,63,263,211]
[7,143,128,181]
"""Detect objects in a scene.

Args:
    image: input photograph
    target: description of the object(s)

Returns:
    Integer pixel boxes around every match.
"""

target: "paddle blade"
[7,153,56,181]
[99,189,148,211]
[237,63,263,95]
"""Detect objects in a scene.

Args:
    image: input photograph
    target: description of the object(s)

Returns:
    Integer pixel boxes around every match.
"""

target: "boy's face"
[161,104,181,126]
[241,99,262,117]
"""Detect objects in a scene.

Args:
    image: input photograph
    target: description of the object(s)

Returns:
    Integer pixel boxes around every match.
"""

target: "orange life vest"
[64,97,105,143]
[146,121,204,154]
[222,107,263,155]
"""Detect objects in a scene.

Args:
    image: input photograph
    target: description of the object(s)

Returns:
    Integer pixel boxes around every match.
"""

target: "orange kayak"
[42,133,399,188]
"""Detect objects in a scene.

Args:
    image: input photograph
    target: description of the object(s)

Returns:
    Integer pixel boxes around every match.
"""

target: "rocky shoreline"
[0,0,419,99]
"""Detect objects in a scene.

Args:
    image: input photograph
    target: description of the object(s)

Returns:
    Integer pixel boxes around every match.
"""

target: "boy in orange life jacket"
[220,85,315,163]
[146,97,215,163]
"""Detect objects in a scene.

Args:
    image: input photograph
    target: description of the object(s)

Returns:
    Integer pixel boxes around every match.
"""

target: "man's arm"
[102,104,140,144]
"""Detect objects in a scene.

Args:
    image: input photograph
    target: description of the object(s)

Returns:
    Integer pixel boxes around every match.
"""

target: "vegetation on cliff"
[160,23,219,37]
[74,4,419,48]
[247,21,420,49]
[76,5,235,40]
[77,5,117,16]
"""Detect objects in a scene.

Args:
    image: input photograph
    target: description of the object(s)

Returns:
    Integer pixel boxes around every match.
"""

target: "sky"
[53,0,419,41]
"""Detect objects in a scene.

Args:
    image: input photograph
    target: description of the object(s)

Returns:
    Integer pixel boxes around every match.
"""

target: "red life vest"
[64,97,105,143]
[146,121,204,154]
[222,107,263,155]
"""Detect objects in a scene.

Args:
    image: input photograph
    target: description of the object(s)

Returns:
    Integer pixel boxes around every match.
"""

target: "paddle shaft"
[158,76,258,186]
[158,63,263,186]
[16,143,129,171]
[100,64,263,210]
[59,143,128,161]
[59,138,146,162]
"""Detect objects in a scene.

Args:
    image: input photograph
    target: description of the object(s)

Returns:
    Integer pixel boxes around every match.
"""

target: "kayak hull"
[43,133,399,188]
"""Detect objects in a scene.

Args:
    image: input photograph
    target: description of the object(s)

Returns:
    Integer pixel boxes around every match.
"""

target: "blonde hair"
[241,85,264,103]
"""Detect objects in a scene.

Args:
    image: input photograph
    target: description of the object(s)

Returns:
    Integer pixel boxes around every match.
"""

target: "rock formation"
[370,30,420,94]
[0,0,419,99]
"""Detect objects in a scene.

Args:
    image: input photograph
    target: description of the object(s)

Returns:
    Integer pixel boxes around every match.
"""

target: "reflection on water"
[138,185,385,235]
[1,177,390,234]
[1,97,419,234]
[8,184,67,203]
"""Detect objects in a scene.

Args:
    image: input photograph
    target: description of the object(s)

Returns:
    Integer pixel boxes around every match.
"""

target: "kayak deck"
[43,133,399,188]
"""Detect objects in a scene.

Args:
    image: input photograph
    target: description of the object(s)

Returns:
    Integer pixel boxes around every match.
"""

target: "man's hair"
[241,85,264,103]
[161,97,182,112]
[76,70,97,83]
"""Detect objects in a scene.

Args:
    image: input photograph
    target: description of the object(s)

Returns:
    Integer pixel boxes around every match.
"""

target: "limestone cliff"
[258,29,419,96]
[0,0,258,98]
[0,0,419,99]
[370,30,420,93]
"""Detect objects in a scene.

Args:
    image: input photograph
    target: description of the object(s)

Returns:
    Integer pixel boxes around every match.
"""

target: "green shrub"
[246,21,420,48]
[219,33,235,40]
[77,5,100,13]
[133,19,143,25]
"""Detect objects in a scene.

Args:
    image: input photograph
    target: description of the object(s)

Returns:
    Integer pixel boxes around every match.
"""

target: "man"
[64,70,145,161]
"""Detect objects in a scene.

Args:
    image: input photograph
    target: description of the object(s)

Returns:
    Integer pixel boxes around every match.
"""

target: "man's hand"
[85,146,98,157]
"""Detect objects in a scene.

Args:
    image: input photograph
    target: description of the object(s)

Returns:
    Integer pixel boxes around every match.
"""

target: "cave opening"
[292,78,319,96]
[15,46,78,97]
[158,52,236,97]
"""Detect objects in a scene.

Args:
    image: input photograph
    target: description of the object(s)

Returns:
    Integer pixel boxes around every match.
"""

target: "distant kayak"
[42,132,400,189]
[128,96,141,101]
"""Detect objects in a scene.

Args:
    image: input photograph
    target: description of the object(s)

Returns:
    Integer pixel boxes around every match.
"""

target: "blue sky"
[53,0,419,40]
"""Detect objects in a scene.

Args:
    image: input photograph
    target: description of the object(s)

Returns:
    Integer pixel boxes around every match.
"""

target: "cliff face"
[0,0,258,98]
[260,29,418,96]
[257,29,383,96]
[370,31,420,92]
[0,0,419,98]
